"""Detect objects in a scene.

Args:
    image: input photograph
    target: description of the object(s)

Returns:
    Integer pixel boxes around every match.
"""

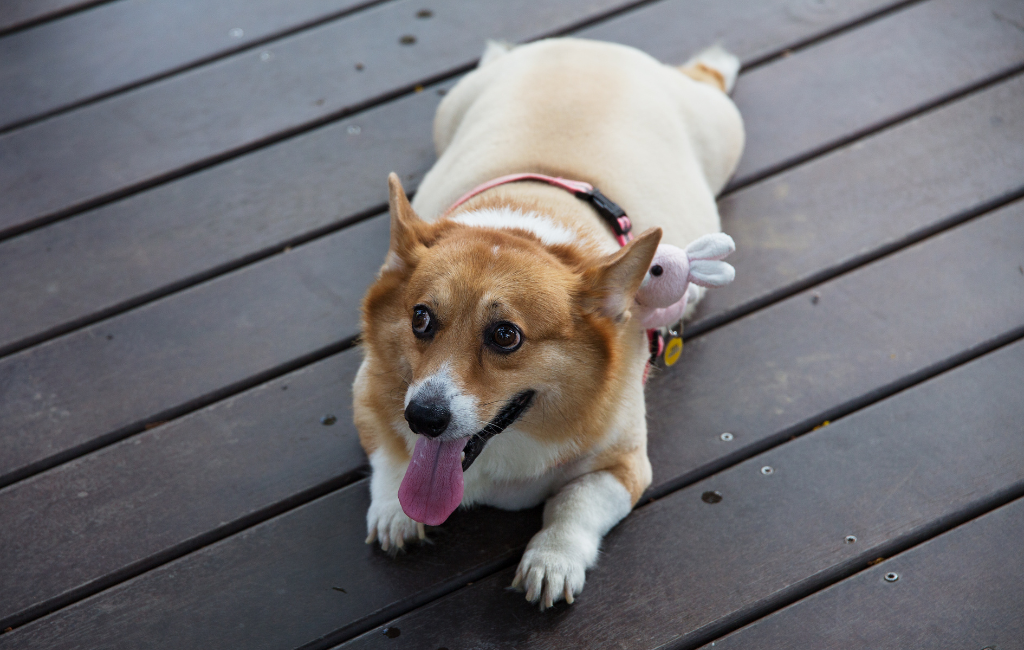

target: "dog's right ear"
[385,172,425,271]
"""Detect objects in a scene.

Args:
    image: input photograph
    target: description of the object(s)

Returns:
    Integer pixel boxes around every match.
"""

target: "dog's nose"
[404,400,452,438]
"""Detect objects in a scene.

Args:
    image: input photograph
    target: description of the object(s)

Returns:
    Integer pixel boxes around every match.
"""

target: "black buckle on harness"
[575,187,632,238]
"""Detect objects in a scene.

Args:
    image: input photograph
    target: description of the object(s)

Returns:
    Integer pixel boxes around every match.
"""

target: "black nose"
[404,400,452,438]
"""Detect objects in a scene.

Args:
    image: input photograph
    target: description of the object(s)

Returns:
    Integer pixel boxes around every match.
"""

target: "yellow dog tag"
[664,336,683,366]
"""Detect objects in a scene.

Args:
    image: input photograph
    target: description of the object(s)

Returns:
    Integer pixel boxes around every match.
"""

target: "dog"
[354,37,744,609]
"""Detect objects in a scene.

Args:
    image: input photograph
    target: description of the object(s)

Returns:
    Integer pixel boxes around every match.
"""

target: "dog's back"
[413,38,744,251]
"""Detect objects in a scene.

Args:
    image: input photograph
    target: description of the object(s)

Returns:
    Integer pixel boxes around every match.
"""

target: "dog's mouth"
[462,389,536,472]
[398,390,535,526]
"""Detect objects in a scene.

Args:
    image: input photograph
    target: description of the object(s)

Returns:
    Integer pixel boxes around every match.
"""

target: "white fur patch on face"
[453,208,576,247]
[404,363,480,440]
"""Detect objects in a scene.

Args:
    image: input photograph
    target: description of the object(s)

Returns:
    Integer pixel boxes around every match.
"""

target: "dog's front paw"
[511,528,590,610]
[365,498,425,553]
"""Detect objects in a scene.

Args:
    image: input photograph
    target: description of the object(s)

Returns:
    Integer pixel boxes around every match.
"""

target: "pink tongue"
[398,437,468,526]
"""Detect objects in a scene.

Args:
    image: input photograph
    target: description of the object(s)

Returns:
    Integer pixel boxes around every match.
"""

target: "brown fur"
[679,62,727,92]
[359,175,659,459]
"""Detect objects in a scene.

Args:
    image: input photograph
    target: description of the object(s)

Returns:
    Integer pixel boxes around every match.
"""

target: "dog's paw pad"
[513,540,587,610]
[366,500,424,553]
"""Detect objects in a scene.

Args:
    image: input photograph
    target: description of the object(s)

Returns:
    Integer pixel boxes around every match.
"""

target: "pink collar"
[443,172,664,379]
[443,173,635,247]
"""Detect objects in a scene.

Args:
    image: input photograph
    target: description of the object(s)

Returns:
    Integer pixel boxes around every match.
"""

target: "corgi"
[354,37,744,609]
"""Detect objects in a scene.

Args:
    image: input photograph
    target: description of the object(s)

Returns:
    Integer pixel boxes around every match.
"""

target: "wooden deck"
[1,0,1023,647]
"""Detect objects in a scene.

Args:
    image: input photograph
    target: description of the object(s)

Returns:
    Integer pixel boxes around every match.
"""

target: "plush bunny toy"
[633,233,736,330]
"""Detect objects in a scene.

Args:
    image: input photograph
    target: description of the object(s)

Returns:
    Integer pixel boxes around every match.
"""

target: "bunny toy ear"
[686,233,736,288]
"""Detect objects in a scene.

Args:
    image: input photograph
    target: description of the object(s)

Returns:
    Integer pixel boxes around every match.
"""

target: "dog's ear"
[385,172,425,271]
[582,227,662,321]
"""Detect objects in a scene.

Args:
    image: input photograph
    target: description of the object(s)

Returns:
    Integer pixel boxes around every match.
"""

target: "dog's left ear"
[385,172,426,271]
[582,227,662,321]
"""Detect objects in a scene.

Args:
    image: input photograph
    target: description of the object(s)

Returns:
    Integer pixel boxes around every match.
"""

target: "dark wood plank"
[8,288,1024,650]
[0,0,105,35]
[693,72,1024,334]
[6,0,1013,241]
[0,348,368,629]
[4,195,1023,649]
[3,65,1024,624]
[0,214,387,487]
[0,0,936,480]
[2,0,993,628]
[3,73,1022,619]
[703,497,1024,649]
[578,0,908,63]
[0,0,636,238]
[0,0,385,131]
[333,338,1024,650]
[0,0,909,356]
[729,0,1024,186]
[0,85,445,357]
[644,200,1024,494]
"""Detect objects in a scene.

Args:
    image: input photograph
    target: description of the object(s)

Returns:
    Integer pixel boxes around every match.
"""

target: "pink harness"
[445,173,636,247]
[444,173,665,379]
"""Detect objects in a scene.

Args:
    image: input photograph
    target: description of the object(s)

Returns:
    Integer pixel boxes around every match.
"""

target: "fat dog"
[354,38,743,609]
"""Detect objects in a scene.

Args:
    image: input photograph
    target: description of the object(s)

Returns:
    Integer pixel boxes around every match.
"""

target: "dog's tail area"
[679,45,740,94]
[480,39,515,67]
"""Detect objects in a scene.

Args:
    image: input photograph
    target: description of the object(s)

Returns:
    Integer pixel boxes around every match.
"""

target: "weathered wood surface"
[0,0,906,355]
[695,73,1024,335]
[705,496,1024,649]
[728,0,1024,187]
[0,349,368,629]
[2,1,969,487]
[0,0,104,35]
[578,0,911,64]
[8,297,1024,650]
[3,67,1023,631]
[0,214,387,489]
[4,0,1024,646]
[5,196,1022,648]
[0,0,382,131]
[0,0,638,238]
[336,338,1024,650]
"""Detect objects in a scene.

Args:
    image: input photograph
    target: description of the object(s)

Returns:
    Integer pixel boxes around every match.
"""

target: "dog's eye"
[412,305,435,338]
[489,322,523,352]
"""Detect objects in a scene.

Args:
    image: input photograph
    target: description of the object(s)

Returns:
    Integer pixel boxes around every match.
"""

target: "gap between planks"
[0,0,398,137]
[0,5,1013,364]
[0,0,667,242]
[0,0,111,38]
[2,90,1021,491]
[2,0,1024,634]
[6,280,1023,637]
[0,0,913,244]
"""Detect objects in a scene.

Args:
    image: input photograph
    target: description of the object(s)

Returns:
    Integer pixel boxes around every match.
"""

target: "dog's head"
[360,174,659,524]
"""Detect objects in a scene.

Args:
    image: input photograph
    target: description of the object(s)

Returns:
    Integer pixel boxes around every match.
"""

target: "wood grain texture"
[2,480,544,650]
[0,84,445,357]
[0,0,105,35]
[578,0,905,63]
[5,198,1023,650]
[0,348,367,628]
[0,214,388,487]
[644,200,1024,494]
[691,72,1024,334]
[0,0,634,237]
[0,0,380,131]
[729,0,1024,186]
[334,338,1024,650]
[703,497,1024,649]
[0,0,910,356]
[3,67,1024,629]
[0,0,937,481]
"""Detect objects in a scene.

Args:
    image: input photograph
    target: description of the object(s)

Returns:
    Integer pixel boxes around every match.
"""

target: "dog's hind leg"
[678,45,741,94]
